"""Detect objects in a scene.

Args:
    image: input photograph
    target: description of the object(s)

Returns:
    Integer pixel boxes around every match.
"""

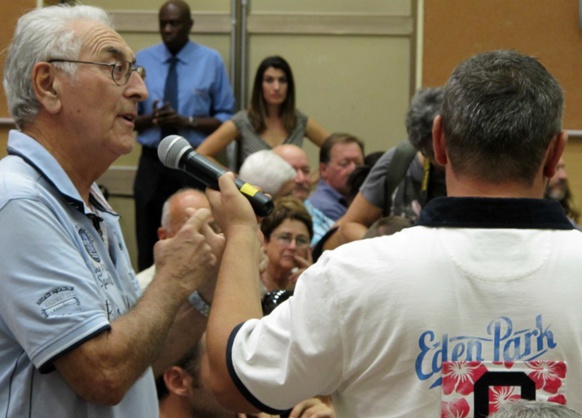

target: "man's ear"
[319,162,328,180]
[158,226,168,240]
[163,366,191,397]
[32,62,62,115]
[543,131,568,178]
[432,115,448,166]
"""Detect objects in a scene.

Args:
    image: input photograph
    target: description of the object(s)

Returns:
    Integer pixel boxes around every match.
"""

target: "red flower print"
[441,398,470,418]
[527,361,566,394]
[442,361,489,395]
[548,394,567,405]
[488,386,521,413]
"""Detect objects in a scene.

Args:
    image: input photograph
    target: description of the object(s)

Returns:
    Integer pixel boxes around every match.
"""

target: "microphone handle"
[178,150,274,217]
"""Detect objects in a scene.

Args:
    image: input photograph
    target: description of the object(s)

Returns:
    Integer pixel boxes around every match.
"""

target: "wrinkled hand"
[206,172,259,237]
[289,397,336,418]
[153,208,218,298]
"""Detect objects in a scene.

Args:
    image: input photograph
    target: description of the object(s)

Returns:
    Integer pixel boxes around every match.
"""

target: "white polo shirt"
[228,196,582,417]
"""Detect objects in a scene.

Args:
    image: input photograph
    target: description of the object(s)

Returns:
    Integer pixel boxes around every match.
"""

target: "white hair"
[489,400,582,418]
[239,150,296,197]
[3,4,113,129]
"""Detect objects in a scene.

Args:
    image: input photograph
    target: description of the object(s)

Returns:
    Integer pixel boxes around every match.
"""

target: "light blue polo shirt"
[0,130,156,417]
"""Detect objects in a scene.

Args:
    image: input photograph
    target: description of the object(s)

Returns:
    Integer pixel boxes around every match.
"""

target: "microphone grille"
[158,135,190,168]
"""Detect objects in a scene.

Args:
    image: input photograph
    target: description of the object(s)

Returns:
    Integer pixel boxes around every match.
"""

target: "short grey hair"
[489,400,582,418]
[406,87,443,160]
[3,4,113,129]
[239,150,296,197]
[442,49,563,186]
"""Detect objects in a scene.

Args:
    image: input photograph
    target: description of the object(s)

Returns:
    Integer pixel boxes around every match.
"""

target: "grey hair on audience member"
[3,4,113,129]
[239,150,296,197]
[406,87,444,159]
[488,400,582,418]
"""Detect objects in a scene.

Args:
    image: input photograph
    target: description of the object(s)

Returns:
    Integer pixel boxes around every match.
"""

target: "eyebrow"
[103,46,135,63]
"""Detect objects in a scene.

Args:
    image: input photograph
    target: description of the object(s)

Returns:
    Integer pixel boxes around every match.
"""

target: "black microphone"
[158,135,274,217]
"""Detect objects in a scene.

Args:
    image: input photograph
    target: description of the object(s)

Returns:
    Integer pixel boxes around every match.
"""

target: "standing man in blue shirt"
[134,0,235,271]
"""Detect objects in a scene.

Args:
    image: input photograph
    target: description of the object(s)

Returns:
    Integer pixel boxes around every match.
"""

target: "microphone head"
[158,135,192,169]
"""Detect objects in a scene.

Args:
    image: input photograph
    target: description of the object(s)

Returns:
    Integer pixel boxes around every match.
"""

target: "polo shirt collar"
[418,196,573,230]
[7,130,116,216]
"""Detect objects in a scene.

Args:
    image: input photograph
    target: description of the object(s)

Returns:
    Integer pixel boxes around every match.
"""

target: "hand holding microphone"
[158,135,274,217]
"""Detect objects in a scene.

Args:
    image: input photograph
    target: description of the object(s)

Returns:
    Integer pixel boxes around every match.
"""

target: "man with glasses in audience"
[133,0,235,271]
[306,133,364,221]
[0,4,222,416]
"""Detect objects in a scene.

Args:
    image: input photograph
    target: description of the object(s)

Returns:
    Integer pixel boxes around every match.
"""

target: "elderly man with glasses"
[0,4,223,417]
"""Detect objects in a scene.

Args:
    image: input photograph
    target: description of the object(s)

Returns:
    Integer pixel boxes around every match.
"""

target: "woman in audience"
[197,55,330,167]
[259,197,313,292]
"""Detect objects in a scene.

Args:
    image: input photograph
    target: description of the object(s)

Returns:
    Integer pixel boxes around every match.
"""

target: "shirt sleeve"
[209,55,235,122]
[0,199,111,372]
[359,148,396,209]
[226,255,345,412]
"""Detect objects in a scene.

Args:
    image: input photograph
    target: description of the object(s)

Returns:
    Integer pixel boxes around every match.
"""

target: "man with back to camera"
[133,0,235,271]
[0,4,223,417]
[306,133,365,221]
[203,50,582,417]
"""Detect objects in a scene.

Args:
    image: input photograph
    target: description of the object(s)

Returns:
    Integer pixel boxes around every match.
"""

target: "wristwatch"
[188,116,198,128]
[188,290,210,317]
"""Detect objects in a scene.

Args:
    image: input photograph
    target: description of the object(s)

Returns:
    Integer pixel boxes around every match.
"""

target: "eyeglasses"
[273,233,310,248]
[48,59,146,86]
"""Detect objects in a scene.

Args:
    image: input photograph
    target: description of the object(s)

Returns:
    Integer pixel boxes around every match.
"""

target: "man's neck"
[445,168,546,199]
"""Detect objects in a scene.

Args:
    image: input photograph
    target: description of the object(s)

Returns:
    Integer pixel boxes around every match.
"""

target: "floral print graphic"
[441,361,567,417]
[527,361,566,394]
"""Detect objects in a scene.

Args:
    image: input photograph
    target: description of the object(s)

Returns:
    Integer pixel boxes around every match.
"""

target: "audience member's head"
[260,197,313,291]
[239,150,296,199]
[441,49,564,187]
[406,87,444,160]
[273,144,312,201]
[249,55,296,133]
[156,339,232,418]
[488,399,582,418]
[4,5,115,130]
[158,0,193,56]
[545,158,580,223]
[319,133,365,197]
[159,188,213,240]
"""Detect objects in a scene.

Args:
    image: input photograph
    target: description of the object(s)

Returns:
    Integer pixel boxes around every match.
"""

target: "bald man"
[138,188,216,289]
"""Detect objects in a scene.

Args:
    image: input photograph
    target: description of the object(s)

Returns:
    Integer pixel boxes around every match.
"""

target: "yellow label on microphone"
[240,183,259,197]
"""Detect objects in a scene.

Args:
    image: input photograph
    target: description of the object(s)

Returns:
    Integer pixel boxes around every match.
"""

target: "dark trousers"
[133,146,204,271]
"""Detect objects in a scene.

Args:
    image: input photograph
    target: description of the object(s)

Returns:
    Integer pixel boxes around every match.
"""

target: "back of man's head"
[488,399,582,418]
[406,87,444,160]
[441,49,564,186]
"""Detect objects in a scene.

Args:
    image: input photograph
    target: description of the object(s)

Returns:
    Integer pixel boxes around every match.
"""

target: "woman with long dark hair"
[197,55,329,166]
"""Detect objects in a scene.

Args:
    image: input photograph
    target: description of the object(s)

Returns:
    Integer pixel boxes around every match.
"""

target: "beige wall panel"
[251,0,411,14]
[249,35,410,168]
[85,0,230,12]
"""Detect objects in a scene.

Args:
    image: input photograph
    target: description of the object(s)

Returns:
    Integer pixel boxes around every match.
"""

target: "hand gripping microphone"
[158,135,274,217]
